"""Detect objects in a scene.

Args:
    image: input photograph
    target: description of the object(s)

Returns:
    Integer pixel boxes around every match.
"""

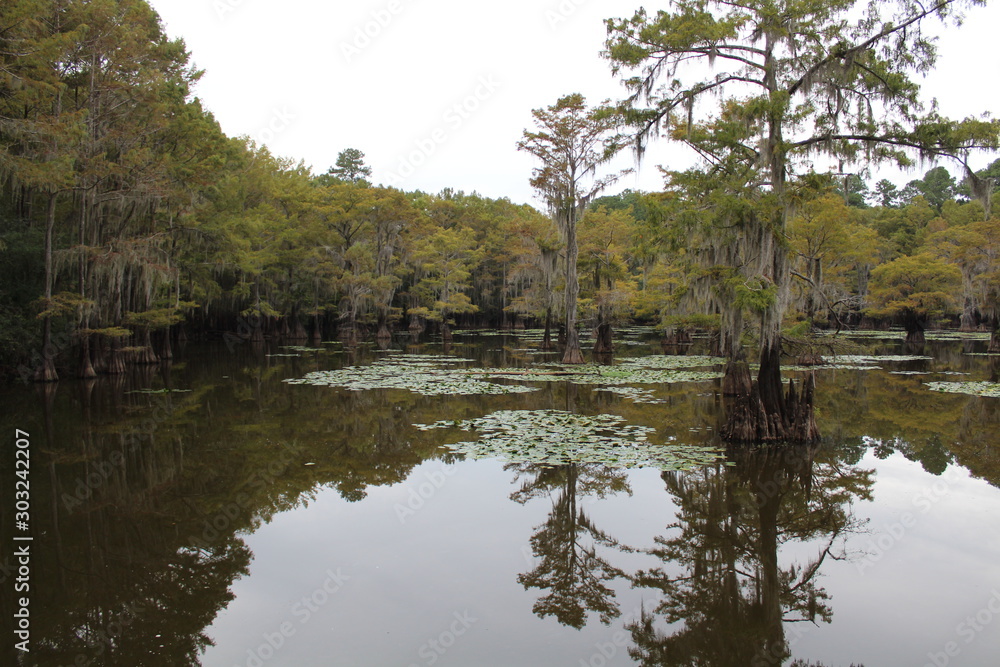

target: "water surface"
[2,330,999,666]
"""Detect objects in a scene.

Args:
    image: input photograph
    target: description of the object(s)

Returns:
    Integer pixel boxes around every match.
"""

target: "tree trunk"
[34,192,59,382]
[904,317,926,346]
[722,345,819,444]
[540,307,554,350]
[593,320,613,355]
[78,336,97,379]
[562,222,584,364]
[159,328,173,361]
[105,336,126,375]
[757,340,786,427]
[137,329,159,364]
[722,358,752,397]
[376,309,392,344]
[311,314,324,344]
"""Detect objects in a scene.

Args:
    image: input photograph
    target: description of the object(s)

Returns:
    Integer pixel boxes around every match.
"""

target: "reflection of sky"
[202,452,1000,667]
[795,452,1000,667]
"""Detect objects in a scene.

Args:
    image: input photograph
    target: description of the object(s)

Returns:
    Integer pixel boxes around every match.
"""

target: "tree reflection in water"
[509,462,632,629]
[513,444,875,667]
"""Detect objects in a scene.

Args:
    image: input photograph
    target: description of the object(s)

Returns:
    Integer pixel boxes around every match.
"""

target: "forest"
[2,0,1000,439]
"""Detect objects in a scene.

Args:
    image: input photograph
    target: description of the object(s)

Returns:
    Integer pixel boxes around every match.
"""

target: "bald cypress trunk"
[35,192,59,382]
[562,219,584,364]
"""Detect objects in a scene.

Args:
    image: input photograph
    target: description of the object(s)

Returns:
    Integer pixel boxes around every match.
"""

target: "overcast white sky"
[148,0,1000,207]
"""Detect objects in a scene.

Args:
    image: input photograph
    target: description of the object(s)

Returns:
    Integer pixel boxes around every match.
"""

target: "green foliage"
[866,253,962,323]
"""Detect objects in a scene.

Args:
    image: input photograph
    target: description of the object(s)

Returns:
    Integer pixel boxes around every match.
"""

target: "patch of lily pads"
[126,388,192,394]
[283,355,537,396]
[924,381,1000,398]
[468,363,723,387]
[617,355,723,369]
[784,354,933,371]
[415,409,721,470]
[595,386,666,404]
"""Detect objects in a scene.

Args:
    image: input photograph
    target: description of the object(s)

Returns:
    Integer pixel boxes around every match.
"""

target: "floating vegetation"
[818,330,991,341]
[415,410,721,470]
[617,355,723,369]
[126,388,192,394]
[781,364,880,372]
[784,354,933,372]
[266,353,303,358]
[283,356,537,396]
[826,355,933,363]
[468,364,723,386]
[925,331,992,341]
[279,346,326,352]
[818,330,905,339]
[925,381,1000,398]
[595,386,666,404]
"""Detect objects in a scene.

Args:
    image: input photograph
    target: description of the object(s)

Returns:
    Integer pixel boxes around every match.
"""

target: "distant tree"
[871,179,902,209]
[867,254,962,344]
[902,166,958,212]
[579,206,638,353]
[409,226,483,340]
[517,93,629,363]
[835,174,870,208]
[328,148,372,183]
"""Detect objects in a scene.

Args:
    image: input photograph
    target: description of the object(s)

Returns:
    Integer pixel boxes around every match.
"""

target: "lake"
[2,328,999,666]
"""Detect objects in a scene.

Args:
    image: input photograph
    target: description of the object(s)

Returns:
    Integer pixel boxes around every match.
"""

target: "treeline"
[641,165,1000,348]
[0,0,553,381]
[2,0,1000,384]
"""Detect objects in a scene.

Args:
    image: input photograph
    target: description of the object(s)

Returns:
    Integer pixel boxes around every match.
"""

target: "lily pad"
[125,388,193,394]
[415,410,722,470]
[925,381,1000,398]
[284,356,537,396]
[595,386,666,404]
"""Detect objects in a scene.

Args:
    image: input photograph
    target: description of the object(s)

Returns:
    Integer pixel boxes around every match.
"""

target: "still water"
[2,330,999,666]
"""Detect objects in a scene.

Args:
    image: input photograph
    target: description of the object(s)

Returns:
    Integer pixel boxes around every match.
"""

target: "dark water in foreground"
[1,330,999,667]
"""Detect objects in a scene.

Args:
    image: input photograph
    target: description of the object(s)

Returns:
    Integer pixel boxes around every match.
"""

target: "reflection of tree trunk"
[989,320,1000,353]
[757,471,789,665]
